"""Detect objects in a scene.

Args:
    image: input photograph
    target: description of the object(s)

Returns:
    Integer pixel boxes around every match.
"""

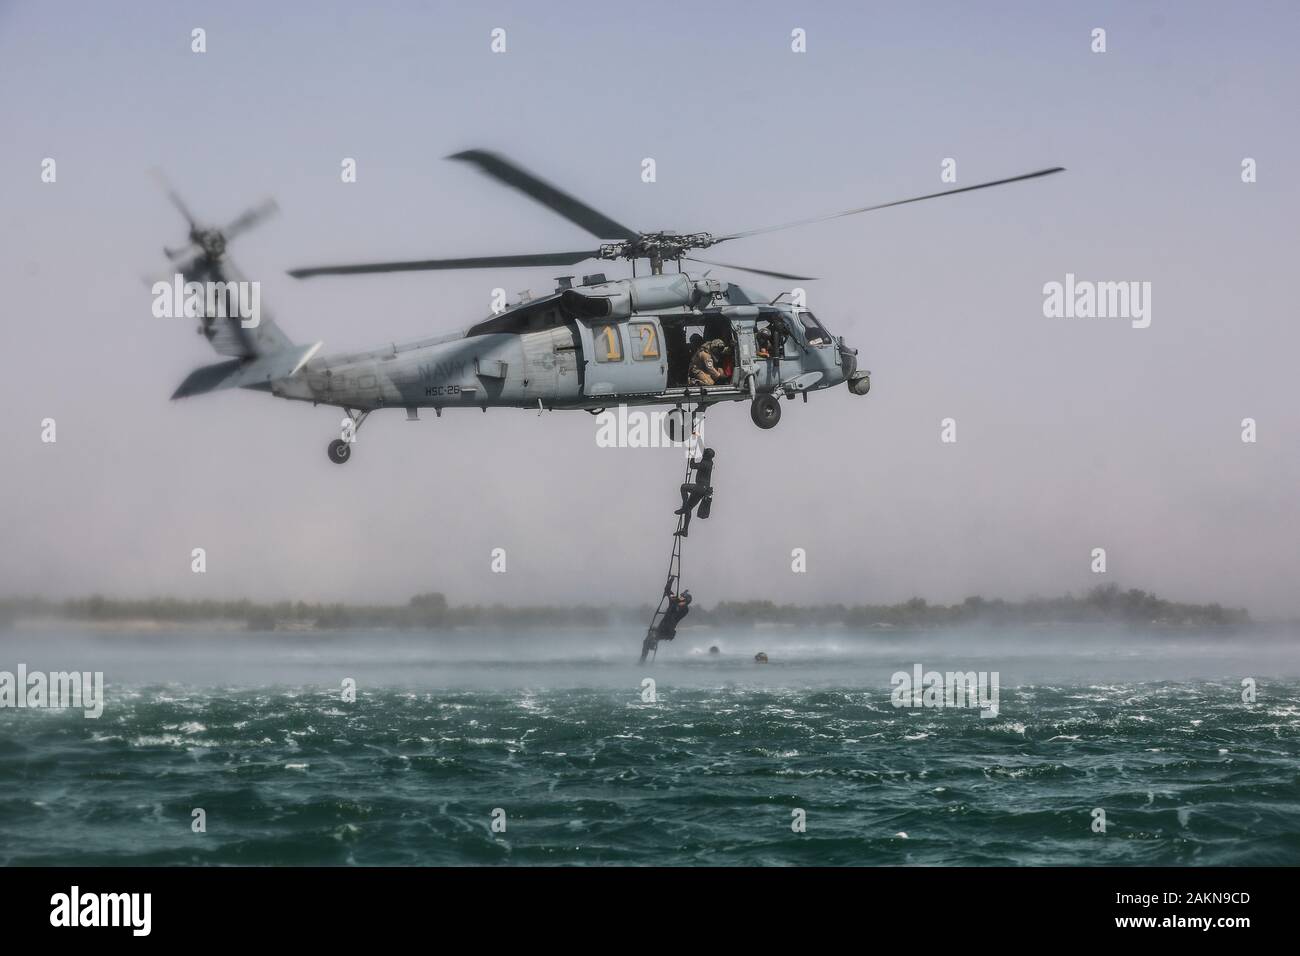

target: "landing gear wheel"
[327,439,352,464]
[750,394,782,429]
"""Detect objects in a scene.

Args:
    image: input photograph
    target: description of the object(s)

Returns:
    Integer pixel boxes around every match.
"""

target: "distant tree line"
[0,584,1250,631]
[709,584,1249,629]
[0,592,624,630]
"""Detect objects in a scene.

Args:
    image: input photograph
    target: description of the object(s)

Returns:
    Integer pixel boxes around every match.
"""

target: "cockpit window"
[796,311,832,346]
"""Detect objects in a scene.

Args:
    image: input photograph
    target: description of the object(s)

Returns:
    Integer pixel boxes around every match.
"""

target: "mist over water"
[3,625,1298,866]
[3,624,1298,687]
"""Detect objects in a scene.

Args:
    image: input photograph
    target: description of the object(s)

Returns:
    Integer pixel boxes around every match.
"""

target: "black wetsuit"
[676,455,715,534]
[656,597,690,640]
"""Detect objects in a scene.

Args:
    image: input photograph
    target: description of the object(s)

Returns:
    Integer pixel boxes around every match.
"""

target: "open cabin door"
[576,318,667,398]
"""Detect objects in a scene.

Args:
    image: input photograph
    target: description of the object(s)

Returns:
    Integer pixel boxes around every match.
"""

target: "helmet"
[681,590,693,604]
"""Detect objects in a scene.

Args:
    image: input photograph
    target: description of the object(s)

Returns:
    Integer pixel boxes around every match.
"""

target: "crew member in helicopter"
[756,315,788,358]
[674,447,715,538]
[688,339,722,386]
[715,340,735,380]
[655,590,692,642]
[691,339,733,387]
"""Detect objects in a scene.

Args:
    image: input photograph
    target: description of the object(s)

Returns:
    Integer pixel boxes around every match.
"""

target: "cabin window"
[593,324,623,362]
[797,311,832,346]
[629,322,660,361]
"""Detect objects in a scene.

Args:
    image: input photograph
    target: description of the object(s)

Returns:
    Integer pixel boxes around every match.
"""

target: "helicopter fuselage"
[270,272,870,420]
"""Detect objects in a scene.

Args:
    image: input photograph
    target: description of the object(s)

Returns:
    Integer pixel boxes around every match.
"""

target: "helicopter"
[161,151,1063,463]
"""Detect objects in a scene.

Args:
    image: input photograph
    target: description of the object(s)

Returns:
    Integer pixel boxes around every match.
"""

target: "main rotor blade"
[448,149,640,241]
[714,167,1066,243]
[149,168,199,229]
[682,256,816,282]
[165,242,202,263]
[222,198,279,241]
[288,250,598,279]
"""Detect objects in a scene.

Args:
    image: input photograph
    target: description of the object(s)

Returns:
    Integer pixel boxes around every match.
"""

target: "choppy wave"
[3,673,1299,865]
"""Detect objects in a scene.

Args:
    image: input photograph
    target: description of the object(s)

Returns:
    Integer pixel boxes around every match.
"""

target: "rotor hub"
[598,232,715,265]
[196,229,227,261]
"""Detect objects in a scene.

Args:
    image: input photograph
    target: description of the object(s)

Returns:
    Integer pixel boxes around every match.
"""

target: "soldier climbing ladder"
[640,403,708,663]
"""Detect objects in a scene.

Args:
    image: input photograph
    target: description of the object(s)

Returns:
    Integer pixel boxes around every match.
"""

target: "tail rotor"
[150,168,279,267]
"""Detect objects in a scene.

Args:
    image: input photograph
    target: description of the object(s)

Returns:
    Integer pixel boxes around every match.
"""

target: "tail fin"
[154,175,320,398]
[177,253,295,359]
[171,342,322,399]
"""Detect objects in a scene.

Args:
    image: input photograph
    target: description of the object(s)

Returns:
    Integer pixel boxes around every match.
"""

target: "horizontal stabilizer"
[172,342,321,399]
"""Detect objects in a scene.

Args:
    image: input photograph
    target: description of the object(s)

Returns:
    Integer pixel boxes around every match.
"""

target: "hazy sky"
[2,1,1297,616]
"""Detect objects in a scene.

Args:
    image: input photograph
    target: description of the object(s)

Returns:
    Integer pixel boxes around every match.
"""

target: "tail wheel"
[750,394,782,429]
[327,439,352,464]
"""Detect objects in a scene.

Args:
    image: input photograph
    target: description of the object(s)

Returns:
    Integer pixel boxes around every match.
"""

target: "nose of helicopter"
[839,340,871,396]
[838,340,857,377]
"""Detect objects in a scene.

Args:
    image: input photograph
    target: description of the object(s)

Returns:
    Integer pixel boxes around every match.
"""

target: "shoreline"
[1,616,1282,638]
